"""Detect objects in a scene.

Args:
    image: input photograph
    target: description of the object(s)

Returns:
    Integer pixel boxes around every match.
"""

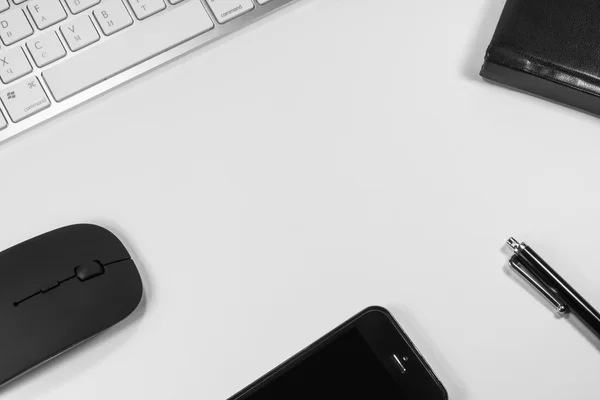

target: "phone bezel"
[228,306,448,400]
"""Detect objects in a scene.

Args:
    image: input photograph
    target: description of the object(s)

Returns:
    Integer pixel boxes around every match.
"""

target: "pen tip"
[506,237,520,253]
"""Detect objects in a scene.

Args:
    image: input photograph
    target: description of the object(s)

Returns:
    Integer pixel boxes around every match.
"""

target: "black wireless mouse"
[0,224,143,387]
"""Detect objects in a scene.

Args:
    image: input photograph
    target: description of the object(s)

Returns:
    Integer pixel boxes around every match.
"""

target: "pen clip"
[509,256,569,316]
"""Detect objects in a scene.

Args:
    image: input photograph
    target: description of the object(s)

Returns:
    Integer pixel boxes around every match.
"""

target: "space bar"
[43,0,214,102]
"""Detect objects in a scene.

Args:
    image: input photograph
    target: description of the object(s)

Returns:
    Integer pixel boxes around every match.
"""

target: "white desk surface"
[1,0,600,398]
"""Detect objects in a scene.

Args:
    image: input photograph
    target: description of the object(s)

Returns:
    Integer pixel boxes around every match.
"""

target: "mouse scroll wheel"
[75,261,105,282]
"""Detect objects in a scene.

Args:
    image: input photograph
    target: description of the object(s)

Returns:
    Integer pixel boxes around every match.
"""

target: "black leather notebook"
[481,0,600,116]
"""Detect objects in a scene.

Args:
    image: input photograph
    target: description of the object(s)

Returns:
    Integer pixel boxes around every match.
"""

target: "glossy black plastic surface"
[229,306,447,400]
[0,224,143,387]
[518,246,600,339]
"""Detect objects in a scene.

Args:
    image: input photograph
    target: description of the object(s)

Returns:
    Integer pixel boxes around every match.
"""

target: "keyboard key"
[128,0,165,20]
[13,0,26,4]
[0,110,7,130]
[256,0,273,4]
[93,0,132,36]
[0,46,32,84]
[1,77,50,122]
[0,9,33,45]
[0,0,9,13]
[27,31,66,67]
[167,0,184,4]
[44,0,214,101]
[60,15,99,51]
[64,0,100,14]
[28,0,67,29]
[206,0,254,24]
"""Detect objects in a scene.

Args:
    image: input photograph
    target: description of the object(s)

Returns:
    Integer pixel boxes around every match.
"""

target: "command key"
[1,77,50,122]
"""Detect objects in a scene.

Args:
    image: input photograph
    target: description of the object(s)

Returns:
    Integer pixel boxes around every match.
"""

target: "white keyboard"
[0,0,298,143]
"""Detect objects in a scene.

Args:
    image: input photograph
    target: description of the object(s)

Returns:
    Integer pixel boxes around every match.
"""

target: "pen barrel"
[519,246,600,339]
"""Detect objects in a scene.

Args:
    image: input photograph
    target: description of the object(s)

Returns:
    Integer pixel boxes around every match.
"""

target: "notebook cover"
[480,0,600,116]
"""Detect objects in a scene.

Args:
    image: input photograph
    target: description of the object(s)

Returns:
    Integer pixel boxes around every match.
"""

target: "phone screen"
[239,328,404,399]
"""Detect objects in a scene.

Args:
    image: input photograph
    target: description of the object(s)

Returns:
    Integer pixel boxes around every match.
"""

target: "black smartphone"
[228,306,448,400]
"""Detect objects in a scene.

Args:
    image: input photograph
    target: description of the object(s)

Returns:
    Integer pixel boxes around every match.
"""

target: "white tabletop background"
[1,0,599,398]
